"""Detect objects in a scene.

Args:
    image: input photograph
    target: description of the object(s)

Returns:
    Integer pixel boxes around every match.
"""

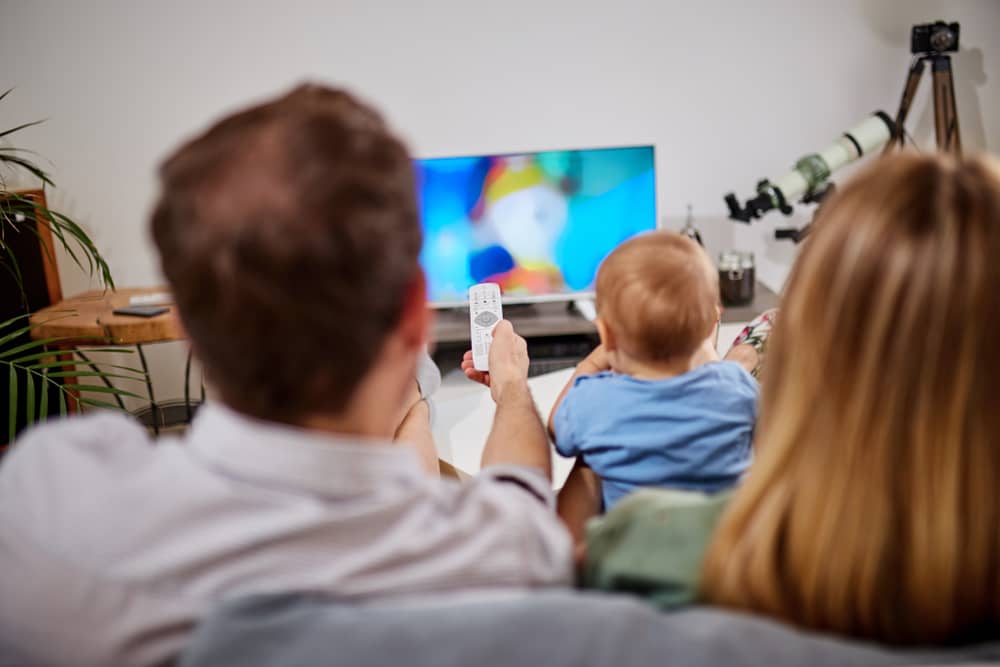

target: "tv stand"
[571,298,597,322]
[431,300,599,375]
[430,282,779,373]
[432,301,596,344]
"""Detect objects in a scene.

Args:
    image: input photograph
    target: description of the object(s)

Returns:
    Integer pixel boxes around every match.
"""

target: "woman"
[584,152,1000,644]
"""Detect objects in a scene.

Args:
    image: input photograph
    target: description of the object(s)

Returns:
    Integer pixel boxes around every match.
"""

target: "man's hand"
[460,350,490,387]
[470,320,551,479]
[461,320,530,402]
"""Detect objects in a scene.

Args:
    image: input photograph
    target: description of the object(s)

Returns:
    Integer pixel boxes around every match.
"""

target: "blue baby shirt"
[553,361,758,510]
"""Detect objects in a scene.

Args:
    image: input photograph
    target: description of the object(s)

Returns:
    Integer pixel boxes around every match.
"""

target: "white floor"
[431,322,748,489]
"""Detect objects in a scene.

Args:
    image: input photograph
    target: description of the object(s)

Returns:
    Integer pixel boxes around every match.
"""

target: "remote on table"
[469,282,502,372]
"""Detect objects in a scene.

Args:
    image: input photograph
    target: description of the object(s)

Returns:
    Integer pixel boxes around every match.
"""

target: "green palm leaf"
[3,90,126,441]
[38,369,48,420]
[25,367,35,424]
[0,118,46,141]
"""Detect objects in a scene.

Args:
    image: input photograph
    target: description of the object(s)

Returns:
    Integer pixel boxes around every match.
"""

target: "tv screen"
[416,145,656,305]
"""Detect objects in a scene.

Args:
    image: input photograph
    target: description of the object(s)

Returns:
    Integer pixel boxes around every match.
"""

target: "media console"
[430,282,780,374]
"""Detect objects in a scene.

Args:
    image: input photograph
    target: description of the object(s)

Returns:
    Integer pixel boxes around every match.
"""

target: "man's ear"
[396,269,431,351]
[595,317,616,352]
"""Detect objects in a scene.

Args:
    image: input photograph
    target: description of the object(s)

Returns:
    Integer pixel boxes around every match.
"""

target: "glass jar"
[718,251,755,307]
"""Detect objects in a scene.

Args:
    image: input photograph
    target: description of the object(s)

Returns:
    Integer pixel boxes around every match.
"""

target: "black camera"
[911,21,960,54]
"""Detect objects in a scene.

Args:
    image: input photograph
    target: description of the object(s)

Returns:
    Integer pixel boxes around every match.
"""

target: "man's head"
[152,84,425,426]
[595,231,718,364]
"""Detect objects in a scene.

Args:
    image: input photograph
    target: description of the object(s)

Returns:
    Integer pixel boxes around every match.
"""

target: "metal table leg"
[73,349,127,412]
[136,343,160,436]
[184,348,194,423]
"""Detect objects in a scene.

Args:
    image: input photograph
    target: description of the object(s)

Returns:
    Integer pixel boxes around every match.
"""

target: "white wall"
[3,0,999,403]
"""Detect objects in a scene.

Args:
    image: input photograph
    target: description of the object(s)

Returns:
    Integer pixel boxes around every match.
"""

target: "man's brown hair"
[595,231,718,362]
[151,84,421,424]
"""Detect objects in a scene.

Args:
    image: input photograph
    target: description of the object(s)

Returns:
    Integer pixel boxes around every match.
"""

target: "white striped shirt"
[0,403,572,666]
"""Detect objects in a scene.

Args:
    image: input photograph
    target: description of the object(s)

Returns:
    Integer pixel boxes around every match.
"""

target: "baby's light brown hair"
[595,231,718,362]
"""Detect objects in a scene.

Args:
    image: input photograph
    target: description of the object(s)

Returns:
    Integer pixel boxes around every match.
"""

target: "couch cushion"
[180,590,1000,667]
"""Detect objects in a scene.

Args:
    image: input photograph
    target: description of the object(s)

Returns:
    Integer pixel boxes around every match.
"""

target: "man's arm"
[461,320,551,480]
[481,376,550,479]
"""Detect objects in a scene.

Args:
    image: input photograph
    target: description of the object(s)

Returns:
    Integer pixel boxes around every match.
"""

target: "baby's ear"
[595,318,617,352]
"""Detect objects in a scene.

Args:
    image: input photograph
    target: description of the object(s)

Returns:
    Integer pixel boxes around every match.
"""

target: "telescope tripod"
[884,53,962,155]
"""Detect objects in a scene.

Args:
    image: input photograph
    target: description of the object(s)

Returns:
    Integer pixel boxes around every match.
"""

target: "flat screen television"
[416,144,657,306]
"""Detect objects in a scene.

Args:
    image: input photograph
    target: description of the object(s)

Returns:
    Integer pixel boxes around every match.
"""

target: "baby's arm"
[546,345,610,440]
[548,346,609,557]
[557,458,603,561]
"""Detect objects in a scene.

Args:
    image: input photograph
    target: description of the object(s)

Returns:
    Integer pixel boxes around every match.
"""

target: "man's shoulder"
[0,412,154,520]
[5,411,151,469]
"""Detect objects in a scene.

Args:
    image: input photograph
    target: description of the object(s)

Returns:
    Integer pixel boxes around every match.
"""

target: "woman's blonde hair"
[701,153,1000,644]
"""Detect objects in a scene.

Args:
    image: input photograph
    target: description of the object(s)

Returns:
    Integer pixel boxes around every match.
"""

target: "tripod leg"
[932,55,962,155]
[883,57,925,155]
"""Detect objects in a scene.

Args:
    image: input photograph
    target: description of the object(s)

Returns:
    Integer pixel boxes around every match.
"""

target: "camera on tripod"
[911,21,960,55]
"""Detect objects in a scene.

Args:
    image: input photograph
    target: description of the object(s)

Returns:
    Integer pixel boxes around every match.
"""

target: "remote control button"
[474,311,498,327]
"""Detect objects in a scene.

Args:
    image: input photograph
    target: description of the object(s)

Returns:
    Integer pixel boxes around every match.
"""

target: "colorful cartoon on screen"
[416,145,656,303]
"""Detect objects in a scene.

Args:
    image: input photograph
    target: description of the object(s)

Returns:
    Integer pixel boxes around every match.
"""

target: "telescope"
[725,111,895,225]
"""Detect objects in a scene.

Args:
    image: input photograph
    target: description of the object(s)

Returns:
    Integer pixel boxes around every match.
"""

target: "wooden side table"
[29,287,198,433]
[28,287,183,344]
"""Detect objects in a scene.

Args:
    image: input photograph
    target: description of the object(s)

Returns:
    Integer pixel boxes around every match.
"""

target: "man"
[0,85,571,666]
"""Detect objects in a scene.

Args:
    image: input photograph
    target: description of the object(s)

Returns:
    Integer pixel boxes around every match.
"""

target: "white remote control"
[469,282,503,372]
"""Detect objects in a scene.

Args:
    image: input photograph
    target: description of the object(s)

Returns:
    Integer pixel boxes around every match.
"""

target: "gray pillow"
[181,590,1000,667]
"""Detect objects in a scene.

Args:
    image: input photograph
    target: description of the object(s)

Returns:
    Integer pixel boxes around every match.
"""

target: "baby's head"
[595,231,719,369]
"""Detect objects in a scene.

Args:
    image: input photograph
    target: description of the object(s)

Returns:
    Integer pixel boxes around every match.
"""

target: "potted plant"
[1,88,143,445]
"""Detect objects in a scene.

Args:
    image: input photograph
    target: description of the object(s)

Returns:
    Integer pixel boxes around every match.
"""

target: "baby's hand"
[580,345,611,374]
[691,337,721,368]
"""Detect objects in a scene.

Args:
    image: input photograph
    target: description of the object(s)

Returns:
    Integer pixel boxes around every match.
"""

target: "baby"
[549,231,758,520]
